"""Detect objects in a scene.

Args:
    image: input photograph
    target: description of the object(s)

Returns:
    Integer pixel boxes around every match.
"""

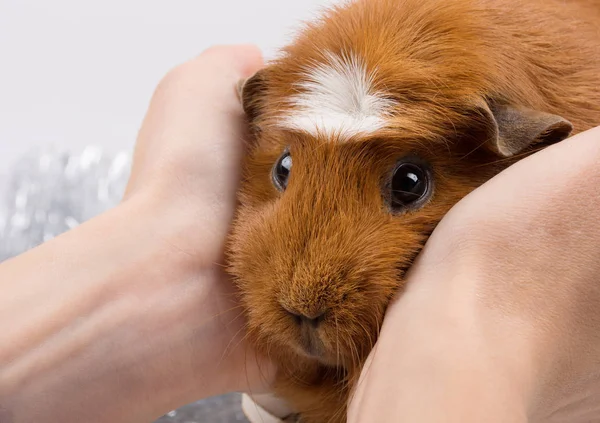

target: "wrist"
[0,191,230,422]
[349,243,537,423]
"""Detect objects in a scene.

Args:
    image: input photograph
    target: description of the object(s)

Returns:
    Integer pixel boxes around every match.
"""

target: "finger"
[126,44,264,197]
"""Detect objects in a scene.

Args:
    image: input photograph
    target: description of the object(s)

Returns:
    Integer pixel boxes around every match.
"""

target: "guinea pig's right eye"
[272,151,292,191]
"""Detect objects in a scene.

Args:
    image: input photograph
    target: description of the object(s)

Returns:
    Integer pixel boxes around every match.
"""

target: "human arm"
[349,126,600,423]
[0,45,274,423]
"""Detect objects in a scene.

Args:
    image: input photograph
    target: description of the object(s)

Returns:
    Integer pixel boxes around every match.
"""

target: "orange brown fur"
[226,0,600,421]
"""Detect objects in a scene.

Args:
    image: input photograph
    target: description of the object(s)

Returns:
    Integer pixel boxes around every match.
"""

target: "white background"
[0,0,339,170]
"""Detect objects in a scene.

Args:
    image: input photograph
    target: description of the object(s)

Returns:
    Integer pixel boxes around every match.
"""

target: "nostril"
[284,308,303,326]
[301,311,326,328]
[282,306,326,327]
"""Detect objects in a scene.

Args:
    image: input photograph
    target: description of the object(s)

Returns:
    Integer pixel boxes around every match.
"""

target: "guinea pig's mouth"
[286,316,341,366]
[297,325,326,360]
[284,317,366,368]
[295,339,340,367]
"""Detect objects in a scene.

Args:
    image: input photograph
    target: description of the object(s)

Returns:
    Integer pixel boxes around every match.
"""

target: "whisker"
[349,319,382,406]
[327,391,348,423]
[472,146,546,167]
[218,321,247,366]
[356,320,374,353]
[208,304,245,321]
[458,137,489,161]
[335,315,341,369]
[243,344,269,423]
[223,309,247,328]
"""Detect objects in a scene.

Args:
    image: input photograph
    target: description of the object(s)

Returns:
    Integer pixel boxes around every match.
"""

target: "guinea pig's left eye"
[272,151,292,191]
[389,160,432,211]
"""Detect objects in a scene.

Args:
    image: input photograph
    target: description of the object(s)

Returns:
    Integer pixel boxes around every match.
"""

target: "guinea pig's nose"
[283,307,326,328]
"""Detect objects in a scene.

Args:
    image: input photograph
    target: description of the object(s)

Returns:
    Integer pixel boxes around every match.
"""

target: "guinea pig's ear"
[237,68,269,126]
[473,100,573,157]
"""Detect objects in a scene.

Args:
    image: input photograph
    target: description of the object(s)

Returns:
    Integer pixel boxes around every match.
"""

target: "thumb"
[125,44,264,198]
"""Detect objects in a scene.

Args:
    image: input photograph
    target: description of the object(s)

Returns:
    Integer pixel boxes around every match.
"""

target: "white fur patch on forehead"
[280,51,394,139]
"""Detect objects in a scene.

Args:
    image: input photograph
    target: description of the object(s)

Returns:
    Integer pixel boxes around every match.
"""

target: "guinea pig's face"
[229,130,479,368]
[227,51,572,370]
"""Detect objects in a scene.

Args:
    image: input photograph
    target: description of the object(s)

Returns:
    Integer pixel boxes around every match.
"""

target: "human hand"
[0,45,274,423]
[349,126,600,423]
[122,43,275,397]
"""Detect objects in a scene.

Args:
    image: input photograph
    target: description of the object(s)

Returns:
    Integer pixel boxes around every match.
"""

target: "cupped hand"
[349,126,600,423]
[122,44,276,401]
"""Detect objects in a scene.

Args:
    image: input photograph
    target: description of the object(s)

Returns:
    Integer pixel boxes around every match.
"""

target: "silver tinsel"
[0,147,131,261]
[0,147,248,422]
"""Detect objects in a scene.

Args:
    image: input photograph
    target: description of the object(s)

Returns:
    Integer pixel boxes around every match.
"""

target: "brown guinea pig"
[226,0,600,421]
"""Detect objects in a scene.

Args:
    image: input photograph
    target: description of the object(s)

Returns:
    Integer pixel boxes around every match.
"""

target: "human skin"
[348,125,600,423]
[1,43,600,423]
[0,45,274,423]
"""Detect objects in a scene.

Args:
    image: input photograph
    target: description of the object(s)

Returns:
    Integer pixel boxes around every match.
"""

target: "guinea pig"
[226,0,600,421]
